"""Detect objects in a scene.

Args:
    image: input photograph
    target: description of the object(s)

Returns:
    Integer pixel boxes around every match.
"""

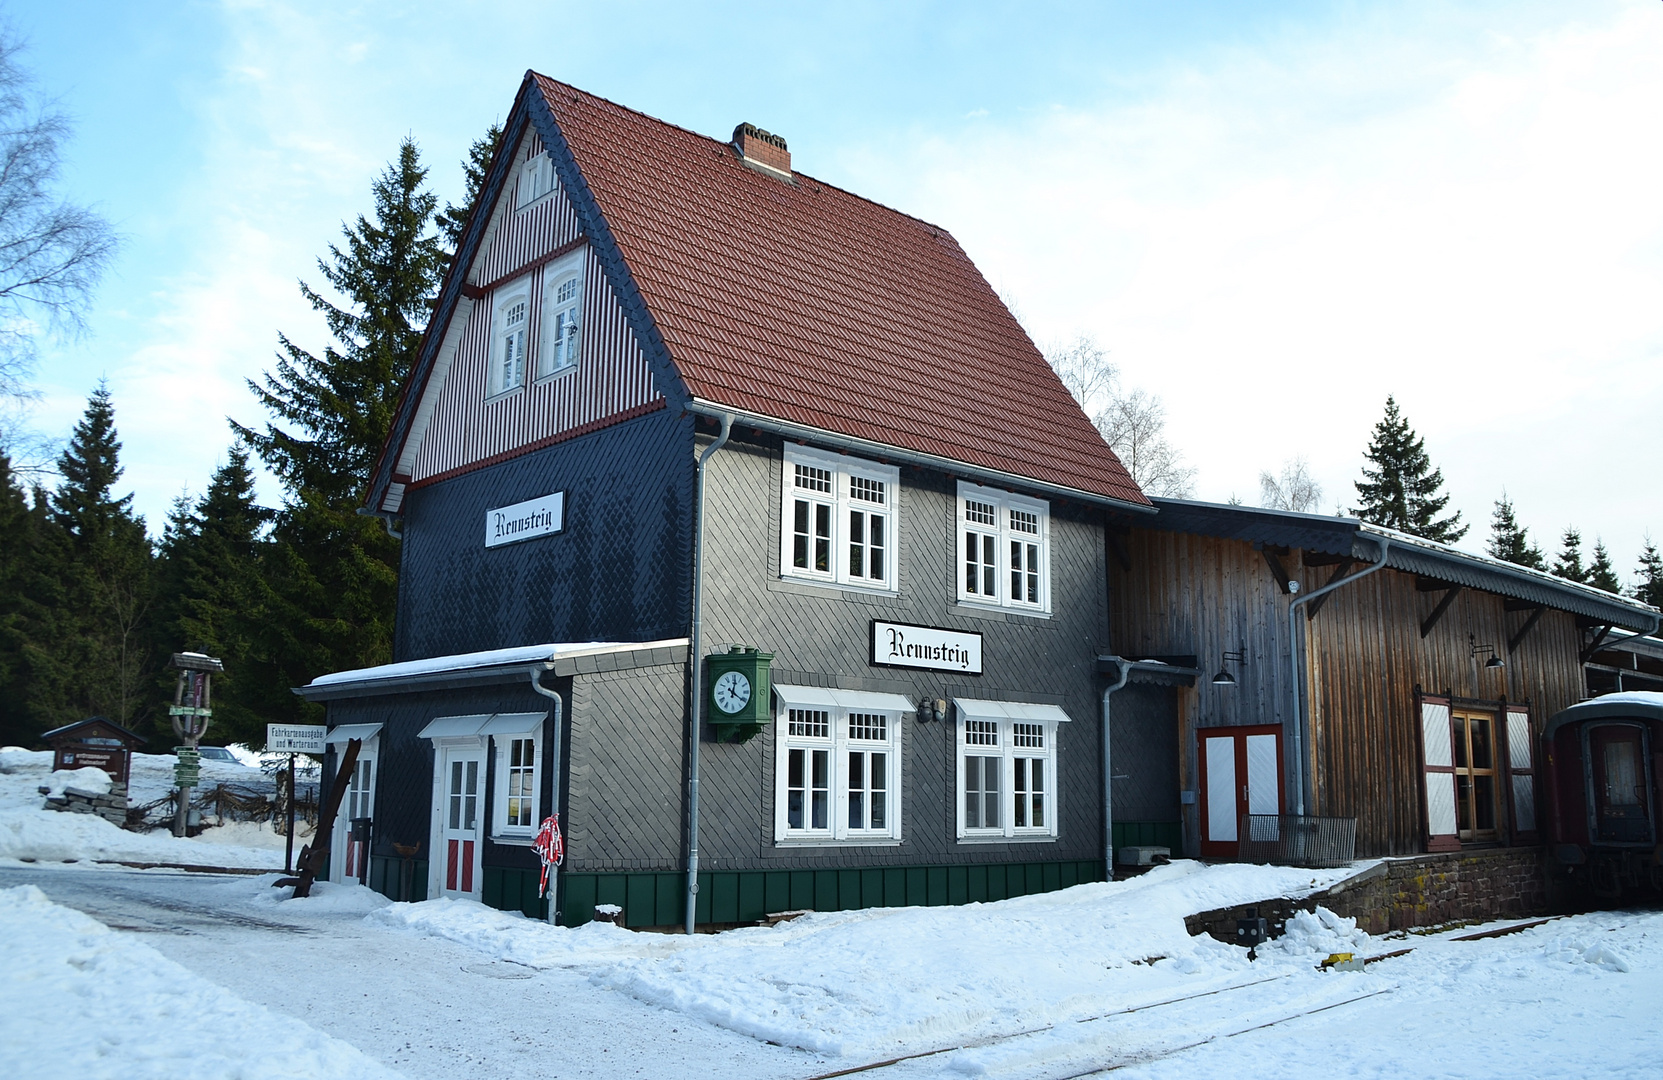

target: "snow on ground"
[0,748,297,868]
[0,884,405,1080]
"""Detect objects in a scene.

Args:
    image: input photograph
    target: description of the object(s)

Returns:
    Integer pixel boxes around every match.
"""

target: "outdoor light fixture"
[1212,650,1246,686]
[1470,635,1505,670]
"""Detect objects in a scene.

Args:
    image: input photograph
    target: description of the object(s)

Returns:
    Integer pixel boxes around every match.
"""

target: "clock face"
[712,670,752,714]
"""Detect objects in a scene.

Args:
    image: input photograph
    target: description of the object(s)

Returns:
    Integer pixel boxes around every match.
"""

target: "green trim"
[559,858,1105,928]
[1113,821,1183,854]
[368,854,428,903]
[482,866,550,919]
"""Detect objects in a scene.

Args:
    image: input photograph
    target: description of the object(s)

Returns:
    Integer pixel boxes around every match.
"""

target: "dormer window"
[518,152,557,209]
[488,286,530,397]
[538,254,583,379]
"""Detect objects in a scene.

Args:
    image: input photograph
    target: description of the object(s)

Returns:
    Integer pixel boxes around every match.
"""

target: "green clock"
[706,645,773,743]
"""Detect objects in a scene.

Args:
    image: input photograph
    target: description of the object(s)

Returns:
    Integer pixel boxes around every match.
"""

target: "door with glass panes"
[1198,725,1283,858]
[330,745,376,884]
[1450,710,1499,842]
[438,746,484,898]
[1589,724,1653,844]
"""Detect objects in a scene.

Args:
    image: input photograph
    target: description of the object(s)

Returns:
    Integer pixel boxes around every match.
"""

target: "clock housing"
[705,645,774,743]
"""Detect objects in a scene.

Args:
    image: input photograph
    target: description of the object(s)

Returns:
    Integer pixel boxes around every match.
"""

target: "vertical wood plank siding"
[411,133,662,483]
[1112,529,1589,857]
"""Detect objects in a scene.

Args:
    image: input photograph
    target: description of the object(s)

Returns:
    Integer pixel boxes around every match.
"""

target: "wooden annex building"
[1104,498,1660,860]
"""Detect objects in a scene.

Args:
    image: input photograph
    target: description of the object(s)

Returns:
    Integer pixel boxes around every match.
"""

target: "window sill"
[484,385,526,405]
[535,364,578,384]
[952,601,1052,622]
[774,837,904,848]
[490,834,536,847]
[770,576,902,603]
[955,833,1059,845]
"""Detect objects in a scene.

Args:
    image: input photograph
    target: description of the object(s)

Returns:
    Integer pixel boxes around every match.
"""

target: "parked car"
[194,746,239,764]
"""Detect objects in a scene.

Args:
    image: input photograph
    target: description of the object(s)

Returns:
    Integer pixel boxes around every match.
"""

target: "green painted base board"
[368,855,428,903]
[1113,821,1183,854]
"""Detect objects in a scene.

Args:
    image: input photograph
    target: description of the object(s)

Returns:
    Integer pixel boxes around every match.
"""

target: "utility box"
[1237,913,1269,948]
[1118,846,1172,867]
[706,646,774,743]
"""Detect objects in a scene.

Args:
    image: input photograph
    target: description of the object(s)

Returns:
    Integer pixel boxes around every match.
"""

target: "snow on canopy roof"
[301,639,690,696]
[1543,690,1663,739]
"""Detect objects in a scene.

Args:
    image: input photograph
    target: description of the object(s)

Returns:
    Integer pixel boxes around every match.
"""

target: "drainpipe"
[1101,658,1133,883]
[529,667,564,924]
[355,506,402,539]
[1287,537,1390,816]
[687,412,733,935]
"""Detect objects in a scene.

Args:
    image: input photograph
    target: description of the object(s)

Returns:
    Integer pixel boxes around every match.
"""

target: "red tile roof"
[531,75,1147,507]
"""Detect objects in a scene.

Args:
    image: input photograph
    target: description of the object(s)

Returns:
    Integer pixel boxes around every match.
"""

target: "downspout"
[356,506,403,539]
[1287,536,1390,816]
[529,667,564,924]
[687,412,733,935]
[1101,658,1133,883]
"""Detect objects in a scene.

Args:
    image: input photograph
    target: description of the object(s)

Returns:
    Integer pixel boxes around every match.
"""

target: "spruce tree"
[436,122,504,252]
[1485,494,1544,570]
[1353,396,1466,543]
[1551,526,1588,584]
[1636,538,1663,610]
[0,454,40,744]
[234,140,445,720]
[1588,539,1621,595]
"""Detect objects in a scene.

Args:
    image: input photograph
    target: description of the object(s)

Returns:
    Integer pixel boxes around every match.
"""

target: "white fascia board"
[773,684,915,714]
[954,698,1074,724]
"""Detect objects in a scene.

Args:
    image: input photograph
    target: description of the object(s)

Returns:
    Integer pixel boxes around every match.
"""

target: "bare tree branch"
[1259,455,1323,512]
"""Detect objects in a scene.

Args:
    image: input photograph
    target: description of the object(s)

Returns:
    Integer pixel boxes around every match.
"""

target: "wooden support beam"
[1258,546,1291,594]
[1580,624,1615,664]
[1306,557,1356,620]
[1420,586,1463,639]
[1508,606,1546,653]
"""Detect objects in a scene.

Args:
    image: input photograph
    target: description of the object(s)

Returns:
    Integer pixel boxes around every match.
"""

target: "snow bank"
[43,766,113,798]
[376,860,1357,1057]
[0,884,406,1080]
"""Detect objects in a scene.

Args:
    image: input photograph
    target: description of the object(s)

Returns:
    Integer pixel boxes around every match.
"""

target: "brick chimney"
[732,123,791,180]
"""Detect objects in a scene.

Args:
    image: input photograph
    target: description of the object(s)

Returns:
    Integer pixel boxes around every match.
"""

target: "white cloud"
[849,1,1663,578]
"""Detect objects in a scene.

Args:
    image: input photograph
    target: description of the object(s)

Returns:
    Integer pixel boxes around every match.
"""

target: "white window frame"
[490,730,542,841]
[956,481,1050,614]
[487,282,531,398]
[537,251,584,380]
[780,446,900,593]
[517,151,558,209]
[955,701,1064,842]
[773,688,906,845]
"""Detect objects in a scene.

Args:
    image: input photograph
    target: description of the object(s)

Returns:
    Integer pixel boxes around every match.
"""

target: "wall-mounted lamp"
[1212,650,1246,687]
[916,698,948,723]
[1469,635,1505,669]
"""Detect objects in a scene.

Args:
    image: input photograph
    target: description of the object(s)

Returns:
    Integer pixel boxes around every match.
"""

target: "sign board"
[485,491,565,549]
[870,621,983,674]
[267,723,327,754]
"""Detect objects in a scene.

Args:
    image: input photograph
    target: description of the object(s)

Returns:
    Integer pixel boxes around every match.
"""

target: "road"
[0,864,821,1080]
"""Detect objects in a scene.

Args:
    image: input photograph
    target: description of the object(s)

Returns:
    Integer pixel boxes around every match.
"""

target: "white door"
[331,750,377,884]
[439,748,484,898]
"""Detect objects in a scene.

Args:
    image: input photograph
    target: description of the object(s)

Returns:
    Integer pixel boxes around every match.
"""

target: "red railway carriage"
[1543,691,1663,899]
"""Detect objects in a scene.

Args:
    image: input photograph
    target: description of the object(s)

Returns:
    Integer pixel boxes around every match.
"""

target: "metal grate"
[1238,815,1357,868]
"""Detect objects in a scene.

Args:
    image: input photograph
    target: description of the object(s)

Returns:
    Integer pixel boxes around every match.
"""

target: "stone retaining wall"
[1186,847,1549,942]
[42,782,130,826]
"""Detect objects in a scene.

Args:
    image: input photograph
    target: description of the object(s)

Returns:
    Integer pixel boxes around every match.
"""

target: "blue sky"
[12,0,1663,580]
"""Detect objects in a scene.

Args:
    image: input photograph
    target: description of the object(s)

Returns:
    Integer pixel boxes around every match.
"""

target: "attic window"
[518,153,557,208]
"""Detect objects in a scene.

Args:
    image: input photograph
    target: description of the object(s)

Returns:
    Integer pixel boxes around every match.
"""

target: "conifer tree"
[1588,539,1621,595]
[1636,538,1663,610]
[1485,494,1544,570]
[0,453,42,744]
[436,123,504,252]
[1551,526,1588,584]
[1353,396,1466,543]
[234,140,445,719]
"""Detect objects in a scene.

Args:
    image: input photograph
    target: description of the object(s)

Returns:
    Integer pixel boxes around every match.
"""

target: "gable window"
[957,482,1049,614]
[488,286,530,396]
[518,152,557,209]
[955,699,1067,841]
[538,256,583,379]
[774,686,908,844]
[780,447,899,592]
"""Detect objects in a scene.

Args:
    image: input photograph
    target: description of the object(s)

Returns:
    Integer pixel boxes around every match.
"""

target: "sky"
[10,0,1662,583]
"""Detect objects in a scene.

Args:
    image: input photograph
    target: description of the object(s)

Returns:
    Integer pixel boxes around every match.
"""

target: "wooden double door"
[1199,724,1285,858]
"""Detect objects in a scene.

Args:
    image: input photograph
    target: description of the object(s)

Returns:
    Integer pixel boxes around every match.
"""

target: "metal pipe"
[687,412,733,934]
[355,506,402,539]
[529,666,565,924]
[1101,659,1133,882]
[1286,537,1391,816]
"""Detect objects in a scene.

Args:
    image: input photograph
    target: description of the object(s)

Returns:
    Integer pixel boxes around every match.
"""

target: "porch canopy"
[295,639,691,701]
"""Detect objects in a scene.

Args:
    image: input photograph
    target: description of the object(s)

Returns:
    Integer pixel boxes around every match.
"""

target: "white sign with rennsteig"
[871,621,983,674]
[267,723,327,754]
[485,491,565,549]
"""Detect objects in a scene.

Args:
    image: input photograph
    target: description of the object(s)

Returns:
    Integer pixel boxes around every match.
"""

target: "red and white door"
[437,747,484,898]
[331,749,377,884]
[1198,725,1285,858]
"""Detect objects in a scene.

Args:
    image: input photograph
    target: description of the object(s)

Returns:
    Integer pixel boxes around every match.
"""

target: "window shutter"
[1417,692,1461,852]
[1504,704,1538,840]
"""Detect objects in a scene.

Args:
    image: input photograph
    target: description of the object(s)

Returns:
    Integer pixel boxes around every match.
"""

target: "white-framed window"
[518,152,558,209]
[488,284,531,396]
[955,700,1066,841]
[491,732,541,839]
[780,446,900,592]
[774,687,906,844]
[957,481,1050,613]
[537,254,583,379]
